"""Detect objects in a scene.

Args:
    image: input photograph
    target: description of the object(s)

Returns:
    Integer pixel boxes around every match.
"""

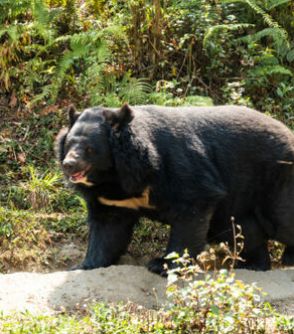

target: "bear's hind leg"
[148,208,212,275]
[266,163,294,266]
[237,242,271,271]
[236,215,271,271]
[282,246,294,266]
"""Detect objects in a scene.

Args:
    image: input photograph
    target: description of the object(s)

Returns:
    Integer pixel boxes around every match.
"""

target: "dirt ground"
[1,225,293,316]
[0,263,293,315]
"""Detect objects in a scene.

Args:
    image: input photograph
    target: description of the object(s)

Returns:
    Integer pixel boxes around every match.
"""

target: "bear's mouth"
[69,166,91,183]
[70,170,87,182]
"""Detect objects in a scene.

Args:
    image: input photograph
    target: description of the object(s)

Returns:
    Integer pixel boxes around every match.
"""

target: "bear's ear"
[54,128,68,163]
[67,104,80,127]
[103,103,134,130]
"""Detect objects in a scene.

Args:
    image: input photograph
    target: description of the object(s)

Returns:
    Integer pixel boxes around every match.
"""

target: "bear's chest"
[97,187,155,210]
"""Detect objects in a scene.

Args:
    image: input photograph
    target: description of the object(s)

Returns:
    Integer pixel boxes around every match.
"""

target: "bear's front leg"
[73,207,138,270]
[148,208,213,275]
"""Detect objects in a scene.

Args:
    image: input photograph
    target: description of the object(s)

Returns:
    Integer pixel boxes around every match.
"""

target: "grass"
[0,207,50,272]
[0,206,87,272]
[0,303,156,334]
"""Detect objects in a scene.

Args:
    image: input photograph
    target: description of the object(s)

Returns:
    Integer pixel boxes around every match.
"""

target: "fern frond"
[119,76,152,104]
[32,0,50,26]
[248,65,292,77]
[56,51,76,77]
[100,25,127,41]
[30,84,54,105]
[0,0,31,23]
[246,0,282,29]
[0,25,21,41]
[221,0,289,39]
[265,0,290,10]
[43,25,120,102]
[53,35,73,44]
[54,30,106,86]
[242,27,290,55]
[203,23,253,49]
[221,0,290,53]
[32,0,55,42]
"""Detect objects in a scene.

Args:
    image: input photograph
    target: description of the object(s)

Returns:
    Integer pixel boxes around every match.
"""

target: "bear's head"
[55,104,134,186]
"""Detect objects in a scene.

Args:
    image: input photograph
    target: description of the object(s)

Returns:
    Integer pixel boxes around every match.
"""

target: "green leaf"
[287,49,294,63]
[210,305,220,315]
[249,65,293,77]
[266,0,290,10]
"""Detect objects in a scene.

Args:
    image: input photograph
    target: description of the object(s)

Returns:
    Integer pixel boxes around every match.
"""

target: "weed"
[0,207,49,272]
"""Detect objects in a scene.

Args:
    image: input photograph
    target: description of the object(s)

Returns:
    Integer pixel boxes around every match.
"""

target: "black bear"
[56,104,294,275]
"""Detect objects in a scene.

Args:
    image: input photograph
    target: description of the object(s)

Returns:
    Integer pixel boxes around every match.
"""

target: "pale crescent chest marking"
[98,187,155,210]
[70,176,94,187]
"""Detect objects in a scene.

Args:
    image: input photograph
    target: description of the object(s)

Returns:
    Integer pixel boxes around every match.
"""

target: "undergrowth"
[0,0,293,115]
[0,266,293,333]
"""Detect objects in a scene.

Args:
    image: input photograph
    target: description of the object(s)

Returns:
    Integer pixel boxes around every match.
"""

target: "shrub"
[165,267,271,333]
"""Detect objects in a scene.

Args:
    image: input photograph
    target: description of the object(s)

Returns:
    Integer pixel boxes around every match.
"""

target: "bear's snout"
[62,149,82,174]
[62,158,77,174]
[62,150,92,183]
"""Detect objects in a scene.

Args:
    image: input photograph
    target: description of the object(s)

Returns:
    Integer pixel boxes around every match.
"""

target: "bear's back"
[130,105,294,164]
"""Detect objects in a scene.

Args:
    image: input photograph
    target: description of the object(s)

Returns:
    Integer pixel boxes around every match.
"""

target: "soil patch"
[0,265,293,315]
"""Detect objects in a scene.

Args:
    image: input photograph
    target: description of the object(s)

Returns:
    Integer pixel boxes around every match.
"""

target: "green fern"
[221,0,290,48]
[34,25,121,103]
[242,27,289,56]
[119,75,152,104]
[0,25,21,42]
[203,23,254,49]
[31,0,58,42]
[0,0,56,42]
[265,0,291,10]
[216,0,294,67]
[0,0,31,23]
[248,64,293,77]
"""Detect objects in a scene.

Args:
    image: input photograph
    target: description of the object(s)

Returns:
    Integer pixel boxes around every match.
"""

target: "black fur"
[56,104,294,275]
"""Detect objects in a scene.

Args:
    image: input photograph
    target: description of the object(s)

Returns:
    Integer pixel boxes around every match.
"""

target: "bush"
[165,268,271,333]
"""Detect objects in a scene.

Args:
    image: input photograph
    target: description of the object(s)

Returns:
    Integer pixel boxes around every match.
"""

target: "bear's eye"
[86,147,93,155]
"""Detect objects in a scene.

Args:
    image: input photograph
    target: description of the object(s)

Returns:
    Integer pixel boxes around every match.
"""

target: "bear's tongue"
[70,171,85,182]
